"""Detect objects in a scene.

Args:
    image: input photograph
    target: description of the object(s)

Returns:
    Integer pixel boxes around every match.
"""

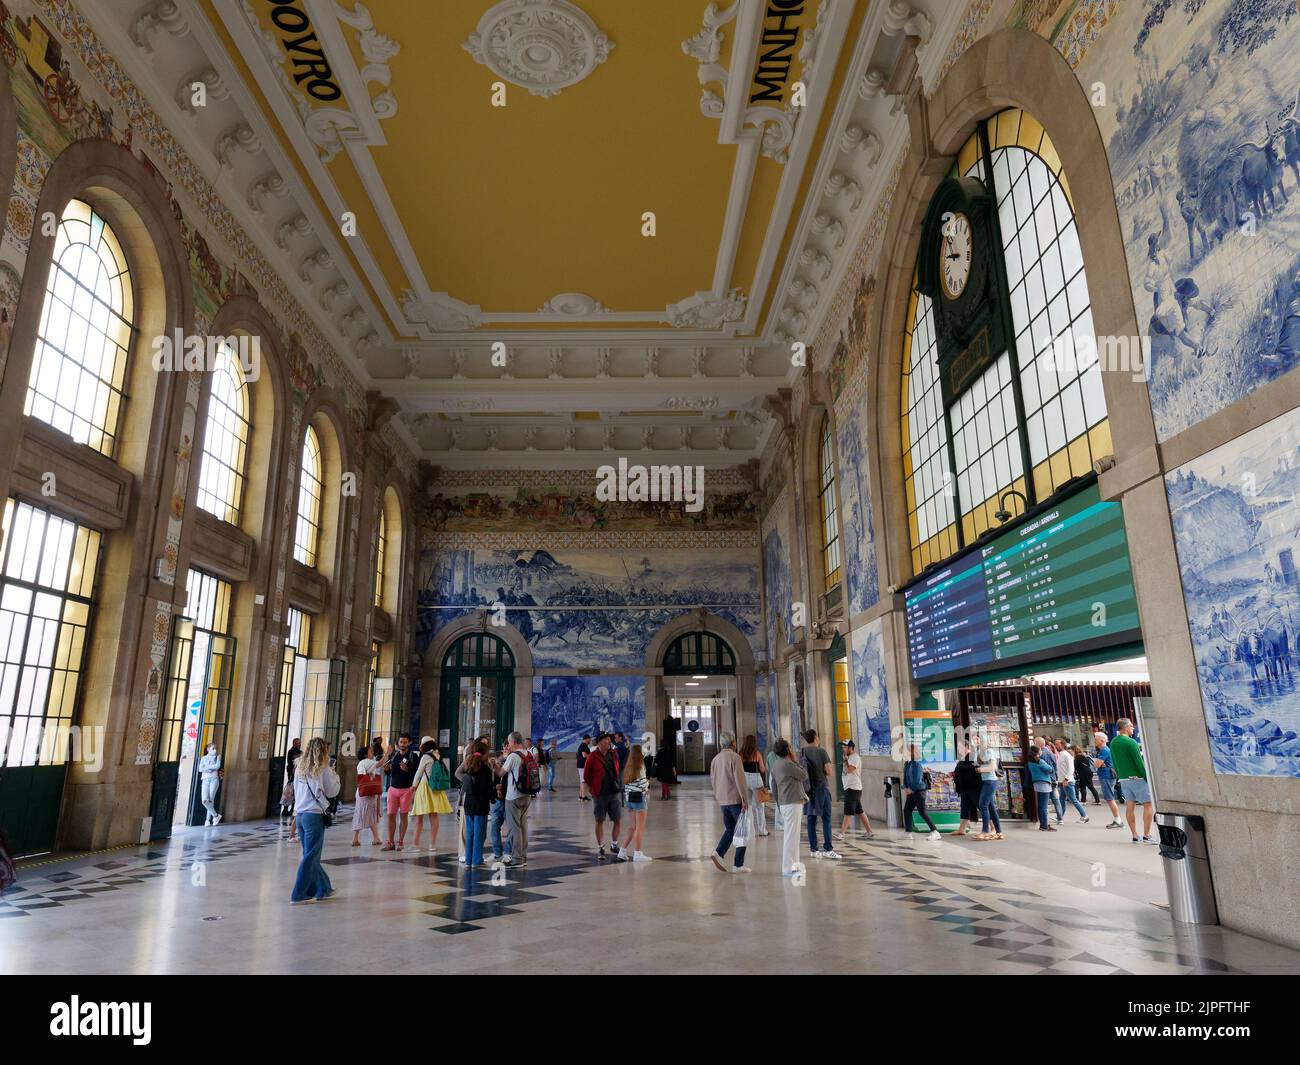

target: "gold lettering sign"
[750,1,808,104]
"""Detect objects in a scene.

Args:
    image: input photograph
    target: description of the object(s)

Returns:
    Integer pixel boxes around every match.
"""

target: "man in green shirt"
[1111,719,1155,844]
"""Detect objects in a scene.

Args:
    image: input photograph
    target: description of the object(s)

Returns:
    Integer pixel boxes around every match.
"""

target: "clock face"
[940,212,973,299]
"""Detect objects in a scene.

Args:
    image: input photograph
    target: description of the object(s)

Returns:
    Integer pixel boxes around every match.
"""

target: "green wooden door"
[150,617,196,840]
[0,764,68,857]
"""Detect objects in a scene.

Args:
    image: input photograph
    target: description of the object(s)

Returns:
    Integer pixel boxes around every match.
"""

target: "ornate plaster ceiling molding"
[667,289,747,331]
[334,1,401,115]
[539,292,611,316]
[177,67,228,113]
[400,290,485,334]
[661,396,721,411]
[882,1,933,46]
[131,0,190,52]
[462,0,615,98]
[248,171,290,214]
[683,1,836,166]
[216,123,261,169]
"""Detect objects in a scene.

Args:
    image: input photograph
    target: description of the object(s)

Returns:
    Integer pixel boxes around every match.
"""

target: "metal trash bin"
[1156,813,1219,925]
[884,776,904,830]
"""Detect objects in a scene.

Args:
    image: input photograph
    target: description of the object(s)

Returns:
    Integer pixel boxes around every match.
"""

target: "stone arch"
[869,28,1150,596]
[420,612,537,745]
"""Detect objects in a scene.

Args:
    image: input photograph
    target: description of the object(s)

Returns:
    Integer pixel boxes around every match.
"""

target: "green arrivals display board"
[904,480,1142,685]
[980,482,1142,666]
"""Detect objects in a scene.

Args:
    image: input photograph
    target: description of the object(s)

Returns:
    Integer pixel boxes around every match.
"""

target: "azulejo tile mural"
[835,373,880,618]
[761,519,793,656]
[417,547,760,670]
[1166,405,1300,778]
[850,618,892,757]
[1081,0,1300,440]
[531,676,646,752]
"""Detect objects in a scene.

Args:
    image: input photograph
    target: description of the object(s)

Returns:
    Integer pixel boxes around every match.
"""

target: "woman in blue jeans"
[290,737,341,904]
[460,741,494,866]
[974,745,1003,840]
[1027,747,1057,831]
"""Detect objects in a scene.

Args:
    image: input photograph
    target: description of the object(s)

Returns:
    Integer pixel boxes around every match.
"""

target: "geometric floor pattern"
[3,783,1298,974]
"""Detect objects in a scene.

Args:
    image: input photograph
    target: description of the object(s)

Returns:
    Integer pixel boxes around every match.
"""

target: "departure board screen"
[904,483,1141,684]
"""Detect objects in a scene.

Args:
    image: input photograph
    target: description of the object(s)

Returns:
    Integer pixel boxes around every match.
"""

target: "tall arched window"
[374,506,387,609]
[294,425,323,566]
[818,417,841,592]
[196,341,251,524]
[25,199,134,457]
[901,109,1110,574]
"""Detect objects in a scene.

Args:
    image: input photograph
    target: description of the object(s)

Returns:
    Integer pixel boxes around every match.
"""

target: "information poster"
[903,709,960,830]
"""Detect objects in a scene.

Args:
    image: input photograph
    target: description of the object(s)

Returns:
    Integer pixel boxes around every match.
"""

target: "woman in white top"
[619,745,652,862]
[351,737,384,847]
[198,744,223,826]
[836,740,875,840]
[290,737,341,904]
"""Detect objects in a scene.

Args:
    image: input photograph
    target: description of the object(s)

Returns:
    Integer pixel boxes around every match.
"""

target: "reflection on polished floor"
[3,781,1298,976]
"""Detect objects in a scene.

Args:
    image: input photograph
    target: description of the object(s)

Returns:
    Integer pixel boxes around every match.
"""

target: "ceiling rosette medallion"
[539,292,611,315]
[462,0,615,98]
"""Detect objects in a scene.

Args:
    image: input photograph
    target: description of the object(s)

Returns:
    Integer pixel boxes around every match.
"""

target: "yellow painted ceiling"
[202,0,853,332]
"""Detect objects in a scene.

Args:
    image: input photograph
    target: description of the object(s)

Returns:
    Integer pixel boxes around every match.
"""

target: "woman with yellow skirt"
[411,740,453,851]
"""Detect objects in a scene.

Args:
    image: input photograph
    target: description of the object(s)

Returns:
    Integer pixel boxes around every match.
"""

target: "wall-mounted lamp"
[994,488,1029,525]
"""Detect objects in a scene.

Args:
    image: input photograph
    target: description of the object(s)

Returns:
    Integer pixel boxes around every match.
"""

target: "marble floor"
[2,780,1298,975]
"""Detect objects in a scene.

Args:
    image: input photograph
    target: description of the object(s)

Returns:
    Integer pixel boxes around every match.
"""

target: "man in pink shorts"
[383,733,419,851]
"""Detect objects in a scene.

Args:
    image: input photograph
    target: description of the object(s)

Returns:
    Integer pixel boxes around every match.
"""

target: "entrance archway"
[422,615,535,759]
[440,632,514,759]
[644,612,756,774]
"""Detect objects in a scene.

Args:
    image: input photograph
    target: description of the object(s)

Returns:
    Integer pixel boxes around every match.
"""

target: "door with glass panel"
[438,633,515,762]
[152,570,237,832]
[0,500,101,857]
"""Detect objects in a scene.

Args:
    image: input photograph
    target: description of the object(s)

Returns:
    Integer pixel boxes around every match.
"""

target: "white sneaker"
[205,816,213,826]
[618,848,632,861]
[632,852,653,863]
[811,850,825,859]
[823,849,842,860]
[458,856,467,864]
[732,865,753,874]
[832,832,845,841]
[212,815,222,826]
[927,831,942,841]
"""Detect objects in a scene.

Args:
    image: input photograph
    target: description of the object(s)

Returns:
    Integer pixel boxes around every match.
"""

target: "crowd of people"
[947,719,1156,844]
[280,717,1158,901]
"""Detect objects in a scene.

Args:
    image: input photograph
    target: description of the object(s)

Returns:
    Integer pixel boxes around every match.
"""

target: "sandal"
[351,840,360,847]
[993,833,1004,840]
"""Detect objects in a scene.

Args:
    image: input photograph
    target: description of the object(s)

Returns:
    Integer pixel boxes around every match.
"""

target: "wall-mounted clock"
[940,212,973,298]
[916,176,1016,407]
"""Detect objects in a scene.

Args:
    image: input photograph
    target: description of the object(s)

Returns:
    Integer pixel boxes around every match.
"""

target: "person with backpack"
[902,745,941,840]
[351,737,384,847]
[461,740,494,867]
[582,732,624,861]
[411,741,453,851]
[497,731,539,866]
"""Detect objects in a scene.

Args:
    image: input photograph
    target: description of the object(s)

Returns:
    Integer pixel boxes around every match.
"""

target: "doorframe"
[644,612,757,761]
